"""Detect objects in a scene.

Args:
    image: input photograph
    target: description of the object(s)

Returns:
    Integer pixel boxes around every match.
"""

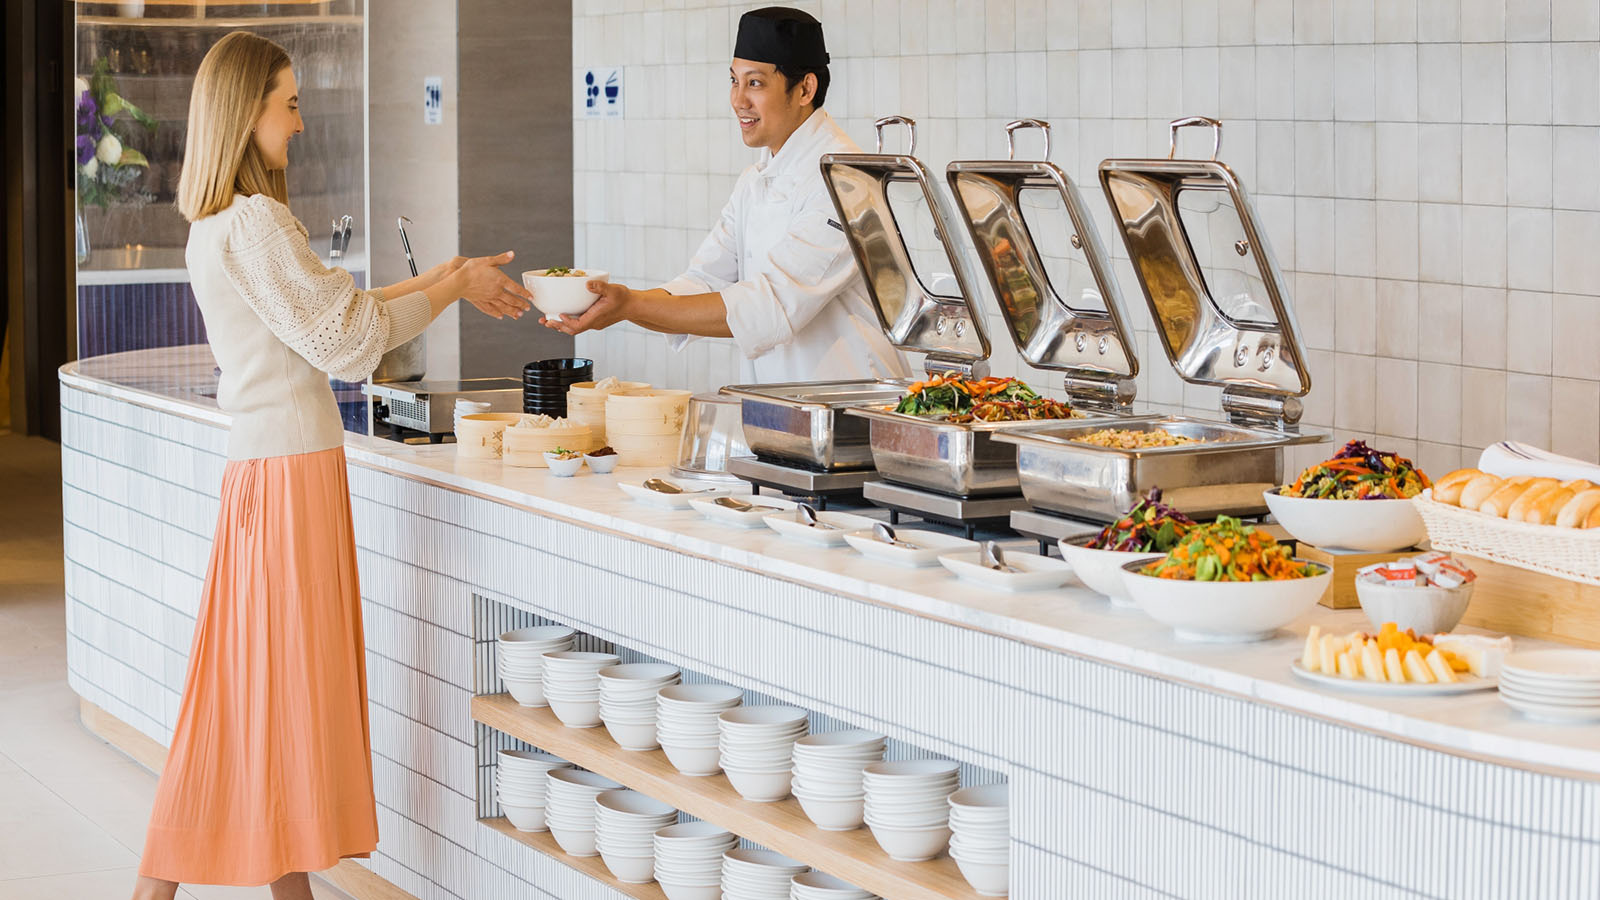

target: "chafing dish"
[724,115,993,473]
[839,118,1143,497]
[995,117,1326,521]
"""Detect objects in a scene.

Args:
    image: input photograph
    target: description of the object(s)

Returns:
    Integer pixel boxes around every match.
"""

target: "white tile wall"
[572,0,1600,472]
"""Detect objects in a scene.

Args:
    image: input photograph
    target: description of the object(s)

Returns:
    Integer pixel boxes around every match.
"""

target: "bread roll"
[1457,473,1506,511]
[1563,479,1595,493]
[1587,505,1600,529]
[1506,478,1561,521]
[1526,486,1579,524]
[1432,468,1482,505]
[1556,489,1600,528]
[1478,476,1538,518]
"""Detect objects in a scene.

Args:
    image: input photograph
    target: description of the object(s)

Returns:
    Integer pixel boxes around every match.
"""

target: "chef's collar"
[733,7,829,68]
[754,107,835,178]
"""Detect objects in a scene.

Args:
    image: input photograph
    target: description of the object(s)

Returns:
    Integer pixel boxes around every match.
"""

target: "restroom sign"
[580,67,623,118]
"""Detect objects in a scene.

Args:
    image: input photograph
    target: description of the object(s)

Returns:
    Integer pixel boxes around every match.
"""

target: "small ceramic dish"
[763,509,878,546]
[544,452,585,477]
[617,478,731,509]
[689,494,797,528]
[843,528,978,567]
[936,550,1073,592]
[584,450,620,474]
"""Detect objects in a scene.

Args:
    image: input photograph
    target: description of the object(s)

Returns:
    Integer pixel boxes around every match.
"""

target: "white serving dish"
[949,847,1011,897]
[864,818,952,862]
[501,674,545,707]
[763,509,879,546]
[500,801,547,832]
[937,550,1073,592]
[584,450,620,473]
[599,850,656,884]
[603,719,659,751]
[1056,536,1156,608]
[1354,578,1474,634]
[659,741,721,776]
[617,478,733,509]
[793,788,866,831]
[522,267,608,317]
[1120,559,1332,642]
[1289,660,1498,695]
[547,696,602,728]
[544,452,585,477]
[1263,488,1426,552]
[723,765,794,802]
[548,823,599,857]
[843,528,978,567]
[688,493,796,528]
[1502,649,1600,681]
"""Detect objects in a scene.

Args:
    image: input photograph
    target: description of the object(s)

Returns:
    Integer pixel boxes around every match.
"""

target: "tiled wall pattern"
[59,384,1600,899]
[571,0,1600,477]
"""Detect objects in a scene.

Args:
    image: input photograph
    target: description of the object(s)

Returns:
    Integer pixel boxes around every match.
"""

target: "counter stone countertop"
[60,346,1600,780]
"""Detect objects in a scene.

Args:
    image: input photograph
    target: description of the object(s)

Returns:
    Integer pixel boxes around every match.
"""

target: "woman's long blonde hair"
[176,31,292,222]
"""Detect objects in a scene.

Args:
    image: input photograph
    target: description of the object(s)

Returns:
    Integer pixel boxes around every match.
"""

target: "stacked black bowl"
[523,357,594,418]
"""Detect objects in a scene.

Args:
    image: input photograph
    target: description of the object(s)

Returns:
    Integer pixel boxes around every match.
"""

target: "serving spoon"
[714,495,782,513]
[979,540,1017,573]
[872,522,918,549]
[796,503,837,530]
[643,477,711,495]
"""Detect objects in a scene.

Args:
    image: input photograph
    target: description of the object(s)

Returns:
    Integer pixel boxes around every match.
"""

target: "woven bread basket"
[1412,490,1600,585]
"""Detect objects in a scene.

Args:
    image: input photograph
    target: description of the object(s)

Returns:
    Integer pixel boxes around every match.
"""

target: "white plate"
[1262,487,1425,552]
[1499,691,1600,723]
[1497,684,1600,706]
[688,494,796,528]
[763,509,878,546]
[1502,649,1600,681]
[842,529,978,567]
[937,550,1073,592]
[617,479,732,509]
[1290,660,1498,695]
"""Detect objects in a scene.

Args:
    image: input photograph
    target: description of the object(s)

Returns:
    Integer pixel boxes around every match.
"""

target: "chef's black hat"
[733,7,830,68]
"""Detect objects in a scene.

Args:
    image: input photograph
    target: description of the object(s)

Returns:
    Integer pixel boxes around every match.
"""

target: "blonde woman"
[131,32,529,900]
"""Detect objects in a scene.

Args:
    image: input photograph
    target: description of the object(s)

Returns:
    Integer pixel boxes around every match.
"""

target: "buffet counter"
[59,346,1600,900]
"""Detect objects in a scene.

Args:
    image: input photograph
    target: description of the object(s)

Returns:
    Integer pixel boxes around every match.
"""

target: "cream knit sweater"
[188,193,431,460]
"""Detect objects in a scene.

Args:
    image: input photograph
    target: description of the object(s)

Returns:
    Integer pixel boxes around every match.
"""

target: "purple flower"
[75,134,96,166]
[75,93,98,127]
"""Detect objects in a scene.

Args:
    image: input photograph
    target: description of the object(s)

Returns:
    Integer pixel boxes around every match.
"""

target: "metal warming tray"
[841,118,1144,497]
[995,117,1326,521]
[724,116,994,473]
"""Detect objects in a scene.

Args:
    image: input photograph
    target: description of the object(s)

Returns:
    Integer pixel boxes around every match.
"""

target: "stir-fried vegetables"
[893,374,1076,423]
[1140,515,1318,581]
[541,266,586,277]
[1280,440,1431,500]
[1088,487,1195,553]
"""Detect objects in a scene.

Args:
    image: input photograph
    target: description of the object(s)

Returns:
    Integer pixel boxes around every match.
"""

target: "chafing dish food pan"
[996,116,1326,521]
[722,116,995,472]
[994,416,1297,519]
[846,406,1105,497]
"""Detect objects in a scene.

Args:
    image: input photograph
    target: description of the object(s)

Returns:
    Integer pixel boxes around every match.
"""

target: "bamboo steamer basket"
[455,413,522,460]
[605,389,692,465]
[503,421,595,467]
[567,380,648,443]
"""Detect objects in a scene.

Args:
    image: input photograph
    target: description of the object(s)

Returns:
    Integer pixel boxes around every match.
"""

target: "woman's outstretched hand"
[452,251,533,320]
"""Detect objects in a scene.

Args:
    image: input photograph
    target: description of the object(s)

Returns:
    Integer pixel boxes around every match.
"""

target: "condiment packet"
[1431,559,1477,589]
[1410,551,1451,577]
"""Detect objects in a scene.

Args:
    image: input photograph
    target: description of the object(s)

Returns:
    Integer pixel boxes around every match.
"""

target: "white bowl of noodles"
[522,267,608,317]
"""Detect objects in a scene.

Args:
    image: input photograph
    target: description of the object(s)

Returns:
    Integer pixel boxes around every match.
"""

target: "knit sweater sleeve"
[220,194,431,383]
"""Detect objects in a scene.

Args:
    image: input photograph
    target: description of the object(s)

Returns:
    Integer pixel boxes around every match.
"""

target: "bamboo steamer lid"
[455,413,522,459]
[568,379,649,405]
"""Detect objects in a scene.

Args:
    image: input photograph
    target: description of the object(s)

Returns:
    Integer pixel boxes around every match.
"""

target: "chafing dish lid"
[1098,117,1312,403]
[820,115,991,363]
[945,119,1138,382]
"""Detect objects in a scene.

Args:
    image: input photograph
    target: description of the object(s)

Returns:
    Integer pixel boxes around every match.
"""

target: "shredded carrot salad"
[1139,516,1318,582]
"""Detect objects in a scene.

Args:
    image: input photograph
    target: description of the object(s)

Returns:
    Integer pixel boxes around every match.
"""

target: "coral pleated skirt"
[139,446,379,885]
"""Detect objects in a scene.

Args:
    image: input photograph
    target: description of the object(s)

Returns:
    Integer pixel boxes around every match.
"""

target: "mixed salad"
[1139,515,1318,581]
[540,266,587,277]
[893,374,1076,423]
[1280,440,1431,500]
[1087,488,1195,553]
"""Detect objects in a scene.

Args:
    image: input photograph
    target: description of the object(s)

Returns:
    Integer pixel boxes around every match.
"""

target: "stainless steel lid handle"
[1004,118,1051,161]
[1168,115,1223,160]
[873,115,918,156]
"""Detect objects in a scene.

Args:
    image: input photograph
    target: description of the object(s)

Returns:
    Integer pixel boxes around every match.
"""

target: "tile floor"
[0,432,352,900]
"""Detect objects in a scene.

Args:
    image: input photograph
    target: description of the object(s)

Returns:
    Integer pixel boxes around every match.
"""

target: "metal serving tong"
[329,214,353,260]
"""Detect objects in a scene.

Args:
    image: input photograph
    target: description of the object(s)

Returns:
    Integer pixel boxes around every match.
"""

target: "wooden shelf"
[473,693,982,900]
[481,816,666,900]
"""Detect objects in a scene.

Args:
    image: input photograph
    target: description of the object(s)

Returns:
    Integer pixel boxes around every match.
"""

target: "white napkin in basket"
[1477,442,1600,484]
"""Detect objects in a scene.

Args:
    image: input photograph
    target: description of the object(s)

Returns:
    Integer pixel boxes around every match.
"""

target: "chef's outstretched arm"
[544,282,733,338]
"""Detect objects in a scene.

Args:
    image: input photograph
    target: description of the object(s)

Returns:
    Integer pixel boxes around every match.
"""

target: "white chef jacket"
[658,109,911,384]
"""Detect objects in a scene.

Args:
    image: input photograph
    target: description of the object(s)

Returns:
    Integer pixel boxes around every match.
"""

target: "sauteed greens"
[894,374,1075,423]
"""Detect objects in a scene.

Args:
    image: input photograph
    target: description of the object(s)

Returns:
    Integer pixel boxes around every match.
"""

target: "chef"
[543,6,910,384]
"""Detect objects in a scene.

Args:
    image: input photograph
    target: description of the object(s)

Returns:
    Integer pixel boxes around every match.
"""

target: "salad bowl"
[1266,440,1430,552]
[1060,487,1196,607]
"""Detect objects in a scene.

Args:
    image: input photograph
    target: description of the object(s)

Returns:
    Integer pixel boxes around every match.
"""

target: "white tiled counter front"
[60,348,1600,900]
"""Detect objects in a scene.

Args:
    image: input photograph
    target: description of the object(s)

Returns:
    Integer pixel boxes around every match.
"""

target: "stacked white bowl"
[789,870,878,899]
[494,749,566,832]
[721,848,809,900]
[543,767,623,857]
[598,663,681,750]
[718,706,809,802]
[593,789,678,884]
[497,625,576,707]
[653,821,738,900]
[862,759,959,862]
[947,784,1010,897]
[656,683,743,776]
[540,650,620,727]
[790,729,886,832]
